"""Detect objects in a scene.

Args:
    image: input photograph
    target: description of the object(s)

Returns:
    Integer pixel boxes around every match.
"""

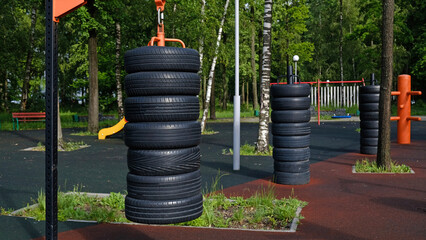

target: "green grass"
[355,158,412,173]
[33,141,88,152]
[202,128,219,135]
[70,131,98,136]
[223,143,273,156]
[12,183,307,230]
[14,188,128,223]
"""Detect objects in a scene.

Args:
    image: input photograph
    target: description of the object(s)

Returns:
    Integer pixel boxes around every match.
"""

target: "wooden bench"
[12,112,46,130]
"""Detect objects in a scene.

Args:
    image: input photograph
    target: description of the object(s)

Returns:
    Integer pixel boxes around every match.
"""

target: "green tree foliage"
[0,0,424,115]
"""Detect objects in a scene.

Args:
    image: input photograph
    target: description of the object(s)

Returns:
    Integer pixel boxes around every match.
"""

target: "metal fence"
[310,85,360,107]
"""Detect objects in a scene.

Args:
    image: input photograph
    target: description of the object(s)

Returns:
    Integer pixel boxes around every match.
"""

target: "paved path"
[0,121,425,239]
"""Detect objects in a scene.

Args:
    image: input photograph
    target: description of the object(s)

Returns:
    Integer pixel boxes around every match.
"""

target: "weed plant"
[33,141,88,151]
[223,143,273,156]
[355,158,412,173]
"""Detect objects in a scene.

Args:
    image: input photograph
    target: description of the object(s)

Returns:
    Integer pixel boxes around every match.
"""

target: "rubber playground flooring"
[0,121,425,239]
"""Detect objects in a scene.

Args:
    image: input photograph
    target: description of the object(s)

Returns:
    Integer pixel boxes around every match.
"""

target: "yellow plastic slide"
[98,118,127,140]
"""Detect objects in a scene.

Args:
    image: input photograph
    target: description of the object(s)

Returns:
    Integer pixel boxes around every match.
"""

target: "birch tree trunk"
[200,0,230,133]
[256,0,273,153]
[20,6,37,111]
[377,0,394,171]
[115,21,124,119]
[250,4,259,110]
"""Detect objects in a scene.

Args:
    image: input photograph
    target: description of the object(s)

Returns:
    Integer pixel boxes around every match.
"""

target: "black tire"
[359,93,380,103]
[274,160,310,173]
[273,147,310,162]
[124,46,200,73]
[360,86,380,94]
[271,84,311,97]
[360,120,379,129]
[271,122,310,136]
[274,171,310,185]
[125,194,203,224]
[125,194,202,213]
[124,96,199,122]
[271,110,311,123]
[360,137,378,146]
[124,121,201,149]
[127,170,201,200]
[125,72,200,96]
[359,103,379,112]
[360,146,377,155]
[271,97,310,110]
[273,135,310,148]
[360,111,379,121]
[361,129,379,138]
[127,147,200,176]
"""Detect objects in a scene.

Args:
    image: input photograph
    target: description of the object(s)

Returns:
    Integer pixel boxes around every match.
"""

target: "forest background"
[0,0,424,131]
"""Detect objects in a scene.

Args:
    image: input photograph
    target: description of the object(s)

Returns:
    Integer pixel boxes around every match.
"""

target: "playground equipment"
[390,74,422,144]
[122,0,202,224]
[359,74,380,155]
[45,1,87,239]
[98,118,127,139]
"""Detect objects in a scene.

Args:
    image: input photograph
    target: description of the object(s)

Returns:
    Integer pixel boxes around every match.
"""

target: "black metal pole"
[371,73,375,86]
[287,65,294,85]
[45,0,58,239]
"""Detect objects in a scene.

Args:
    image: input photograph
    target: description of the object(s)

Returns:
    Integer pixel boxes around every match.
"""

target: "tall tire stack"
[359,85,380,155]
[123,46,203,224]
[271,84,311,185]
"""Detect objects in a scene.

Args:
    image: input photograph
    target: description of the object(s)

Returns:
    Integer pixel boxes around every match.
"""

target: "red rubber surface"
[34,141,426,240]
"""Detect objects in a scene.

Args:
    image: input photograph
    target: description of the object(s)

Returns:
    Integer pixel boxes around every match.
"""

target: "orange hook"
[155,0,166,11]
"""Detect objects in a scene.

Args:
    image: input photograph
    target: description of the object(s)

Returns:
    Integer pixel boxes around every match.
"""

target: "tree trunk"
[256,0,273,153]
[377,0,394,171]
[210,74,216,120]
[115,21,124,119]
[87,0,99,134]
[251,4,259,110]
[339,0,344,106]
[88,28,99,133]
[57,96,65,150]
[246,81,249,107]
[222,63,228,110]
[0,71,5,111]
[242,80,245,105]
[20,6,37,111]
[4,71,8,111]
[200,0,230,133]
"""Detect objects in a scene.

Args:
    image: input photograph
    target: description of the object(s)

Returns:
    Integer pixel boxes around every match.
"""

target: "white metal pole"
[233,0,240,171]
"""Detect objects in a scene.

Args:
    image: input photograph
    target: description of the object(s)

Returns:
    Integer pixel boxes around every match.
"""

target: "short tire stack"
[359,85,380,155]
[123,46,203,224]
[271,84,311,185]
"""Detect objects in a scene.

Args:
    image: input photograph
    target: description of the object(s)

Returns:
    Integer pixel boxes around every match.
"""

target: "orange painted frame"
[53,0,87,22]
[391,75,422,144]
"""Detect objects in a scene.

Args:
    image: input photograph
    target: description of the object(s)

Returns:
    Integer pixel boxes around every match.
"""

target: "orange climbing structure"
[390,74,422,144]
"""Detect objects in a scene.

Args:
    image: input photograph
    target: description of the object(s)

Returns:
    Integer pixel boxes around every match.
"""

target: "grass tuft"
[355,158,412,173]
[223,143,273,156]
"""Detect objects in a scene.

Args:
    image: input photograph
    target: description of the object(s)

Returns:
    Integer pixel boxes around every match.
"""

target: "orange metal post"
[390,74,422,144]
[53,0,87,22]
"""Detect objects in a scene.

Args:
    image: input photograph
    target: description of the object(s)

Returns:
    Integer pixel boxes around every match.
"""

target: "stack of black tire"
[123,46,203,224]
[271,84,311,185]
[359,85,380,155]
